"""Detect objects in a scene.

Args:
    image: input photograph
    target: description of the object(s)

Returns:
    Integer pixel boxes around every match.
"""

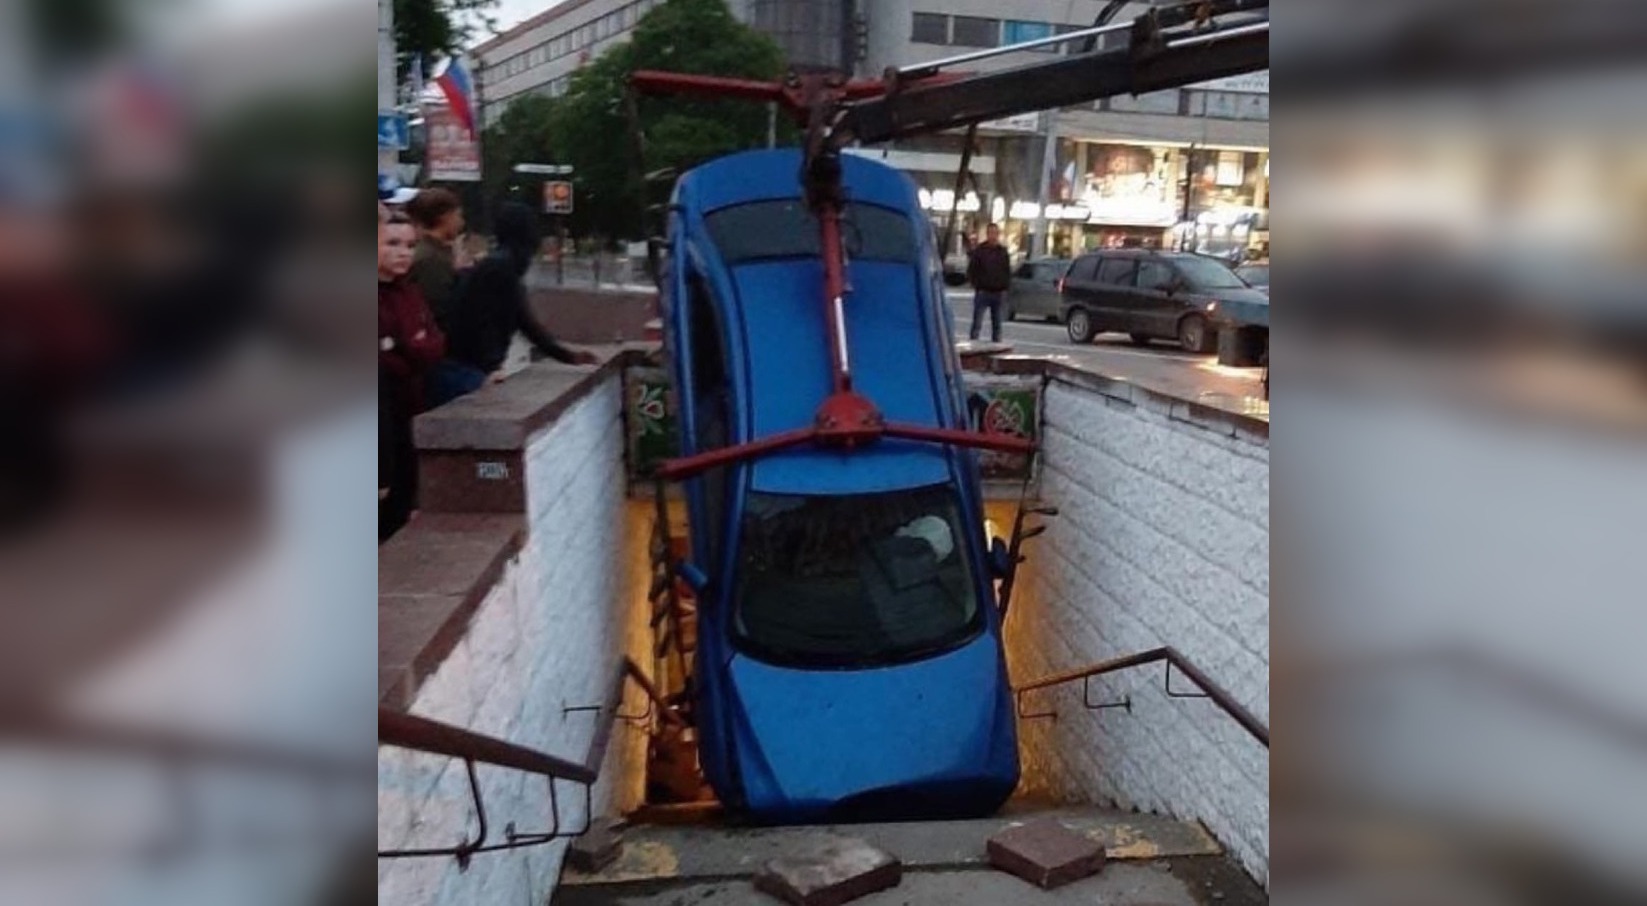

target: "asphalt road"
[947,290,1266,408]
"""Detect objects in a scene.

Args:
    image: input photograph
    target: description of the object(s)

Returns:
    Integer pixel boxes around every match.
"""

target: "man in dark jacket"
[966,222,1011,343]
[434,202,596,405]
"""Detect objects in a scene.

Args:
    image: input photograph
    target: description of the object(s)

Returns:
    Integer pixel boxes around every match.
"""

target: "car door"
[1089,255,1138,331]
[1060,254,1103,317]
[1131,258,1182,338]
[1010,260,1057,318]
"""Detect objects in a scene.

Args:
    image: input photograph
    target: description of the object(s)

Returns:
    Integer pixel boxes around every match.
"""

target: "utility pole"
[377,0,399,174]
[1030,110,1058,259]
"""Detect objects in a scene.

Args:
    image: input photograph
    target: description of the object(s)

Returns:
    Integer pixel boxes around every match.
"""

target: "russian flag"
[435,57,477,137]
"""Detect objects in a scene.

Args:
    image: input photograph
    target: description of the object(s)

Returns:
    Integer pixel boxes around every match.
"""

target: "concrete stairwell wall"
[1007,365,1270,884]
[378,359,654,906]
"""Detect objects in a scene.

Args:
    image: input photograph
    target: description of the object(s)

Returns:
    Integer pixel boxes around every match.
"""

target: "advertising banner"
[425,105,480,182]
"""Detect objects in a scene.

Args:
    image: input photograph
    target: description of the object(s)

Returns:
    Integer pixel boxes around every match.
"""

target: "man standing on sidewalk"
[967,222,1011,343]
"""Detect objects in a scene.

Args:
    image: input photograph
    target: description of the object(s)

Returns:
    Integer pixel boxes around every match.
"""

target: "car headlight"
[1205,302,1218,313]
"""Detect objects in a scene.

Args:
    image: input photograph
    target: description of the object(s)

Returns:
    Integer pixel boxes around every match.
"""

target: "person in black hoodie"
[431,202,596,405]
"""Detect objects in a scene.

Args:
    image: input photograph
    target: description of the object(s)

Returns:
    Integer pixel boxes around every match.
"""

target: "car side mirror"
[675,560,710,595]
[988,537,1012,579]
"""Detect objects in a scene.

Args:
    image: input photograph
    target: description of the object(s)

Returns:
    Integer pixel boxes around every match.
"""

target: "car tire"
[1066,308,1095,344]
[1178,314,1214,353]
[1128,332,1151,346]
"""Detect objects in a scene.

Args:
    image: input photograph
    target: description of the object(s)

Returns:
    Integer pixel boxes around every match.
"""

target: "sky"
[488,0,571,35]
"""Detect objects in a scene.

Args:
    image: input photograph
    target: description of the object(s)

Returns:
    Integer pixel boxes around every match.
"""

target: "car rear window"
[733,484,982,668]
[705,200,918,266]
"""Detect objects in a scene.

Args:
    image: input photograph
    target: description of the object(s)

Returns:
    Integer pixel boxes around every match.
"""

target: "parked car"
[1006,258,1070,322]
[1234,261,1269,294]
[1059,249,1270,352]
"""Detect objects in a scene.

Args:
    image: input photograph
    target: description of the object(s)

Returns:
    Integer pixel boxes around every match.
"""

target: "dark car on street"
[1234,262,1269,294]
[1006,257,1070,322]
[1059,249,1269,352]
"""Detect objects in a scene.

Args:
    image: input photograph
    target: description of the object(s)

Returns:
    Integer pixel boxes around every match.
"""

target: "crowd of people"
[377,176,597,541]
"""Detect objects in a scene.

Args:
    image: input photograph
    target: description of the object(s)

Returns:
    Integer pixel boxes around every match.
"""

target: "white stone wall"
[1008,377,1270,883]
[379,376,649,906]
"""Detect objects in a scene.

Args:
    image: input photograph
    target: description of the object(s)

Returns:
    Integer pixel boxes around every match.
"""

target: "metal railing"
[377,656,675,867]
[1013,646,1269,748]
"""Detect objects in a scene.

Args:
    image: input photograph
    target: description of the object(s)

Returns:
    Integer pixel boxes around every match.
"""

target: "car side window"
[1067,255,1101,282]
[1095,257,1136,286]
[1136,260,1175,291]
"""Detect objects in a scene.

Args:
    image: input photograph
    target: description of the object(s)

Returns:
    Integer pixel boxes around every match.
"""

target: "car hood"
[721,632,1016,818]
[1204,286,1270,305]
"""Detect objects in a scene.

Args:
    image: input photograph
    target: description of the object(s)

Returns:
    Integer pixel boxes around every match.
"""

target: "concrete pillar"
[378,0,398,174]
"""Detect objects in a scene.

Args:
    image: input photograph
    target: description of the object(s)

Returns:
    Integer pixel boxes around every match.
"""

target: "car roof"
[673,149,954,495]
[675,148,920,214]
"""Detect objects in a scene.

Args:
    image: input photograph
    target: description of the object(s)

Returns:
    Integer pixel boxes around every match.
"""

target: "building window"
[911,12,948,45]
[951,16,999,48]
[1004,20,1054,51]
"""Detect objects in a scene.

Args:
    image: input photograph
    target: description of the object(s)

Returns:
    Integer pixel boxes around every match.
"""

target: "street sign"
[515,163,574,175]
[544,180,574,214]
[377,111,409,150]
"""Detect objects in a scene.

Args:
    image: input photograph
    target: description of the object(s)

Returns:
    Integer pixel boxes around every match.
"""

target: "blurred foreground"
[1277,1,1647,904]
[1,0,374,903]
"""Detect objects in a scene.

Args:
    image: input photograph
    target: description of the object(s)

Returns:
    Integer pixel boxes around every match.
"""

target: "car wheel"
[1066,308,1095,344]
[1128,332,1151,346]
[1178,314,1213,353]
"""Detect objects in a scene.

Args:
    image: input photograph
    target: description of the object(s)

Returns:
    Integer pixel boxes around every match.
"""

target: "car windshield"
[705,200,918,266]
[1170,255,1248,290]
[1236,265,1269,286]
[734,484,981,667]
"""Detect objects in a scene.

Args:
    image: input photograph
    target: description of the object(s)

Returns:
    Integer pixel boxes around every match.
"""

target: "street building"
[473,0,1268,259]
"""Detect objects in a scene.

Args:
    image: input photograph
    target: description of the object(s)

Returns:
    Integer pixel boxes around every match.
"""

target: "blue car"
[660,148,1019,822]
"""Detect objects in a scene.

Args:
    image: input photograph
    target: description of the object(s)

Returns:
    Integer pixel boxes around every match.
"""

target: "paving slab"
[560,807,1220,889]
[751,836,901,906]
[987,818,1108,889]
[553,861,1202,906]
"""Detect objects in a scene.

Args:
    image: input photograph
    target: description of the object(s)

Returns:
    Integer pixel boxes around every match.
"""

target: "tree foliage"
[485,0,793,240]
[394,0,497,82]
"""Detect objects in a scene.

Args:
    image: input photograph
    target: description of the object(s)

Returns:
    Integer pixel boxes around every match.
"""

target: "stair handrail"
[378,655,673,866]
[1013,646,1269,748]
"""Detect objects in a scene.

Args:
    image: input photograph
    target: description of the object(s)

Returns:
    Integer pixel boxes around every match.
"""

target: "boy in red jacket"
[379,212,444,540]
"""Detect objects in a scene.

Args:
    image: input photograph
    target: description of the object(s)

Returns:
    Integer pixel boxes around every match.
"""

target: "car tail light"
[1056,277,1065,293]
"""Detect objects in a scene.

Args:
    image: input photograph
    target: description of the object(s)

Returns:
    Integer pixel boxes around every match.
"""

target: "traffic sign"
[377,112,409,150]
[516,163,574,175]
[544,180,574,214]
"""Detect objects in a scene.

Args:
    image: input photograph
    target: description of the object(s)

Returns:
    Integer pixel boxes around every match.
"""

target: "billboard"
[425,105,480,182]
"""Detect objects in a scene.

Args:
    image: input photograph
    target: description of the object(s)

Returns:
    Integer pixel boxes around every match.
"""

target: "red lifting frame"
[631,70,1035,483]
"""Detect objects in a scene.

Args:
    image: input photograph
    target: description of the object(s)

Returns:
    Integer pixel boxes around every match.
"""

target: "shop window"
[911,12,948,45]
[1004,21,1055,51]
[951,16,1000,48]
[1216,150,1245,187]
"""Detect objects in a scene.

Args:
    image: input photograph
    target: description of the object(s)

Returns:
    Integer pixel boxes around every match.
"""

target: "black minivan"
[1059,250,1266,352]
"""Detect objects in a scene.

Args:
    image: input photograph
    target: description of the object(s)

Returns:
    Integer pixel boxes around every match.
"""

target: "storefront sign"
[979,112,1040,133]
[1191,71,1269,94]
[920,188,981,213]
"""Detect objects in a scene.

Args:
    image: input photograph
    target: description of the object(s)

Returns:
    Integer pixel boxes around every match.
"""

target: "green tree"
[480,93,559,208]
[539,0,793,240]
[394,0,497,82]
